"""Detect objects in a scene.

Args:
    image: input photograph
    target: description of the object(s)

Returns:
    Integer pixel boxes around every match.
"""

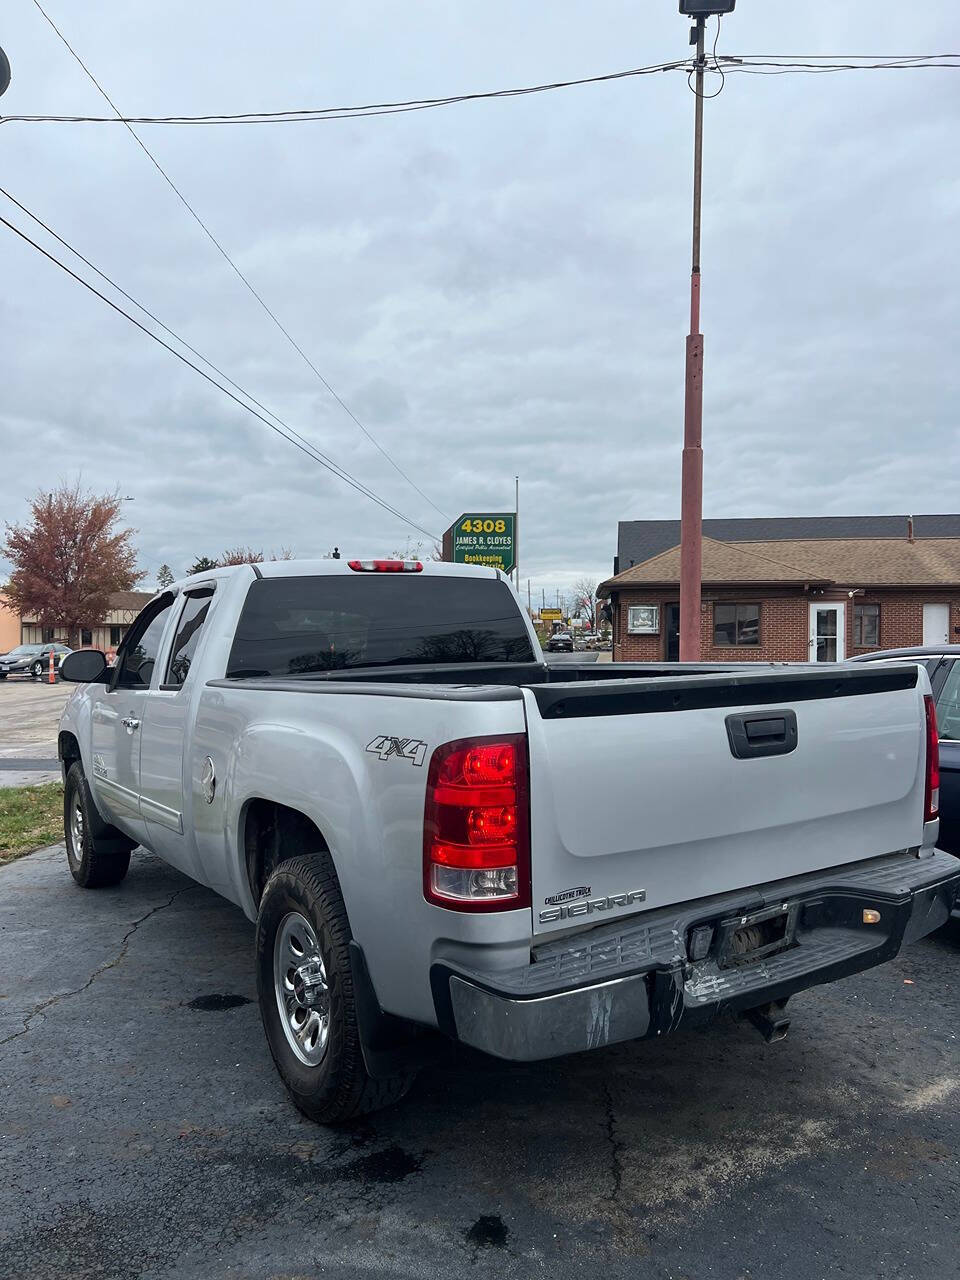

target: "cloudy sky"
[1,2,957,601]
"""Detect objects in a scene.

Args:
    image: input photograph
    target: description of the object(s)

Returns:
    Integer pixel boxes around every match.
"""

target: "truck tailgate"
[523,665,928,936]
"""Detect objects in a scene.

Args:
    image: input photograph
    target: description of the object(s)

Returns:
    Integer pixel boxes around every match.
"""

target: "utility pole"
[514,474,520,591]
[679,15,706,661]
[677,1,734,660]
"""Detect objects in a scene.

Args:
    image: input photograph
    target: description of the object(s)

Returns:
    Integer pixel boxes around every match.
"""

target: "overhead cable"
[2,54,956,127]
[0,202,440,541]
[27,0,451,523]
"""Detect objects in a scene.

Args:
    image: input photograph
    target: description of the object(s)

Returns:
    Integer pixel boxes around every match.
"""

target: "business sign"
[540,608,562,621]
[445,512,516,575]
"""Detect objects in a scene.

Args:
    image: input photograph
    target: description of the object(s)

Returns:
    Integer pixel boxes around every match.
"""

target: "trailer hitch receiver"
[742,1000,791,1044]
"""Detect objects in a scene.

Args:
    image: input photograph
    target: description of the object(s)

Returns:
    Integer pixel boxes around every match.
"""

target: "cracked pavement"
[2,844,960,1279]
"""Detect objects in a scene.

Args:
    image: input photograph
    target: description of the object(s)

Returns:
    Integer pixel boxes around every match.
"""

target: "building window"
[42,627,55,643]
[626,605,660,635]
[110,625,122,647]
[714,603,760,647]
[81,628,93,647]
[854,603,879,647]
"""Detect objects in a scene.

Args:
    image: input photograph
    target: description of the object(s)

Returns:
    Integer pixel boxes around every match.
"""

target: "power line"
[0,184,414,530]
[720,56,960,76]
[3,53,956,127]
[2,56,691,126]
[0,205,440,541]
[28,0,451,523]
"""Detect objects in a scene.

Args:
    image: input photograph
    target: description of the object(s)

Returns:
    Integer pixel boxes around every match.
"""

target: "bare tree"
[388,538,424,561]
[570,578,600,631]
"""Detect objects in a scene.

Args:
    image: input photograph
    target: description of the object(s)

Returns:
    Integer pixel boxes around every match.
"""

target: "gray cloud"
[1,0,957,600]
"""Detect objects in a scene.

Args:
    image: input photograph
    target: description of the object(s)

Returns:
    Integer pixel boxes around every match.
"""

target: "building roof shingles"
[108,591,156,611]
[615,514,960,573]
[599,536,960,594]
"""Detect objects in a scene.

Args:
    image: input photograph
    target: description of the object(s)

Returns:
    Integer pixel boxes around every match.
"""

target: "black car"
[0,642,72,679]
[546,631,574,653]
[849,646,960,861]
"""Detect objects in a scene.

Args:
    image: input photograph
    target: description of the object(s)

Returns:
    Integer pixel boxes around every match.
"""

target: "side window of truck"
[114,598,175,690]
[162,588,215,690]
[935,661,960,741]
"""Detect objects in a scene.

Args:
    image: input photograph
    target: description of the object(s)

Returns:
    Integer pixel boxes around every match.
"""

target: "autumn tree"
[218,546,265,567]
[157,563,174,588]
[216,546,295,566]
[2,482,143,647]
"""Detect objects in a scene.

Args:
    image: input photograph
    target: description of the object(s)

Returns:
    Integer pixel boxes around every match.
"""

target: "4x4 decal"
[365,736,428,767]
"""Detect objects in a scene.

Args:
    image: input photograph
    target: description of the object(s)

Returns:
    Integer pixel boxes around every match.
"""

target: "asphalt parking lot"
[2,845,959,1280]
[0,677,71,784]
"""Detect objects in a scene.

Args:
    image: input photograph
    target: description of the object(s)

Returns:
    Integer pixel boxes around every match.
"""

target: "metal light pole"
[677,0,734,660]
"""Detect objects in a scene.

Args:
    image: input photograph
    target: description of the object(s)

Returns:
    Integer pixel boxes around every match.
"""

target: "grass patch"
[0,784,64,865]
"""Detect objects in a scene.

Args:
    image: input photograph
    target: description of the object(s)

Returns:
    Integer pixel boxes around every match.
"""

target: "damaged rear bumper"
[431,849,960,1062]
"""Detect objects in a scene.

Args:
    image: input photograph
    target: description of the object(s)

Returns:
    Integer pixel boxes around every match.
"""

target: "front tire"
[32,660,44,678]
[256,852,415,1123]
[64,762,132,888]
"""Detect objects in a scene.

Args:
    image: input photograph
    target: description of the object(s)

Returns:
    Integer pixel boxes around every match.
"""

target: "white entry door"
[809,602,845,663]
[922,603,949,647]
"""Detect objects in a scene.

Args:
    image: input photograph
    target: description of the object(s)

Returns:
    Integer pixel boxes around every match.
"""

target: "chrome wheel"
[69,798,85,864]
[273,911,329,1067]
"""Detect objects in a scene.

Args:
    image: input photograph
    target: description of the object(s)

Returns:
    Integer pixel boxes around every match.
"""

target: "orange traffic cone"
[49,649,55,684]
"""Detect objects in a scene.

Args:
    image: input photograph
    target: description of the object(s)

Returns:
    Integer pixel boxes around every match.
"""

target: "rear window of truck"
[226,574,535,677]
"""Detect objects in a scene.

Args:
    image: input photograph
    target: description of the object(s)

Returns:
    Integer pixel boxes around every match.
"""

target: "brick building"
[599,517,960,664]
[1,590,154,652]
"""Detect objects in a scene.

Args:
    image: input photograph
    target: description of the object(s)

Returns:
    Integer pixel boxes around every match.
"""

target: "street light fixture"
[679,1,735,14]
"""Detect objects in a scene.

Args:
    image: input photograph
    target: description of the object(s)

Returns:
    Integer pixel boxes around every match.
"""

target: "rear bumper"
[431,849,960,1062]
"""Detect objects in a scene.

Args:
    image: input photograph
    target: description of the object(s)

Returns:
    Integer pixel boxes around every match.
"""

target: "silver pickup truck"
[57,559,960,1123]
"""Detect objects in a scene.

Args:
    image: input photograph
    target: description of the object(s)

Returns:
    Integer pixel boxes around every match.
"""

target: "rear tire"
[64,762,132,888]
[256,851,415,1124]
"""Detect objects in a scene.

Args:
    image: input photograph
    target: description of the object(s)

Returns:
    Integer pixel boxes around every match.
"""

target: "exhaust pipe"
[743,1000,791,1044]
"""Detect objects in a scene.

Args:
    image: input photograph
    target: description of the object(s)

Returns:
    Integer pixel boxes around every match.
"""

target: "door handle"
[121,716,141,733]
[725,709,798,759]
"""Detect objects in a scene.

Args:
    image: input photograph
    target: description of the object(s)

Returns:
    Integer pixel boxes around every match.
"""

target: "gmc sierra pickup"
[57,559,960,1123]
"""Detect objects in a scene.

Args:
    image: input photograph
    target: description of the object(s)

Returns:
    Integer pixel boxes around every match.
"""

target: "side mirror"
[60,649,110,684]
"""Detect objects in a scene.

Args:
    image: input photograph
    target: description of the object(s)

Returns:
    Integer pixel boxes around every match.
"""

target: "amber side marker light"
[862,908,882,925]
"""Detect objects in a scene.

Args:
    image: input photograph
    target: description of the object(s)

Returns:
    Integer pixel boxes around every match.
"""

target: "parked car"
[0,642,72,679]
[849,646,960,861]
[546,631,574,652]
[57,561,958,1124]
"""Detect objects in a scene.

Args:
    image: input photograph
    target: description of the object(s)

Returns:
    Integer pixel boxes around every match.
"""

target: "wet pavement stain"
[466,1215,509,1248]
[336,1145,423,1184]
[185,993,252,1011]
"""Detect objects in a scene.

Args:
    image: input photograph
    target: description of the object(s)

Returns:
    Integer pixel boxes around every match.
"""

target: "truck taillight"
[423,735,530,911]
[924,694,940,823]
[347,559,423,572]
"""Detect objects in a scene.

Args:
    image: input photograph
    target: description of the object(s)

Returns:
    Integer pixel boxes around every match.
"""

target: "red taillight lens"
[423,735,530,911]
[924,694,940,823]
[347,559,423,572]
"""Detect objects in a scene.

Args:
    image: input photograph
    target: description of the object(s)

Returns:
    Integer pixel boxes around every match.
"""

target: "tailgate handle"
[725,708,798,759]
